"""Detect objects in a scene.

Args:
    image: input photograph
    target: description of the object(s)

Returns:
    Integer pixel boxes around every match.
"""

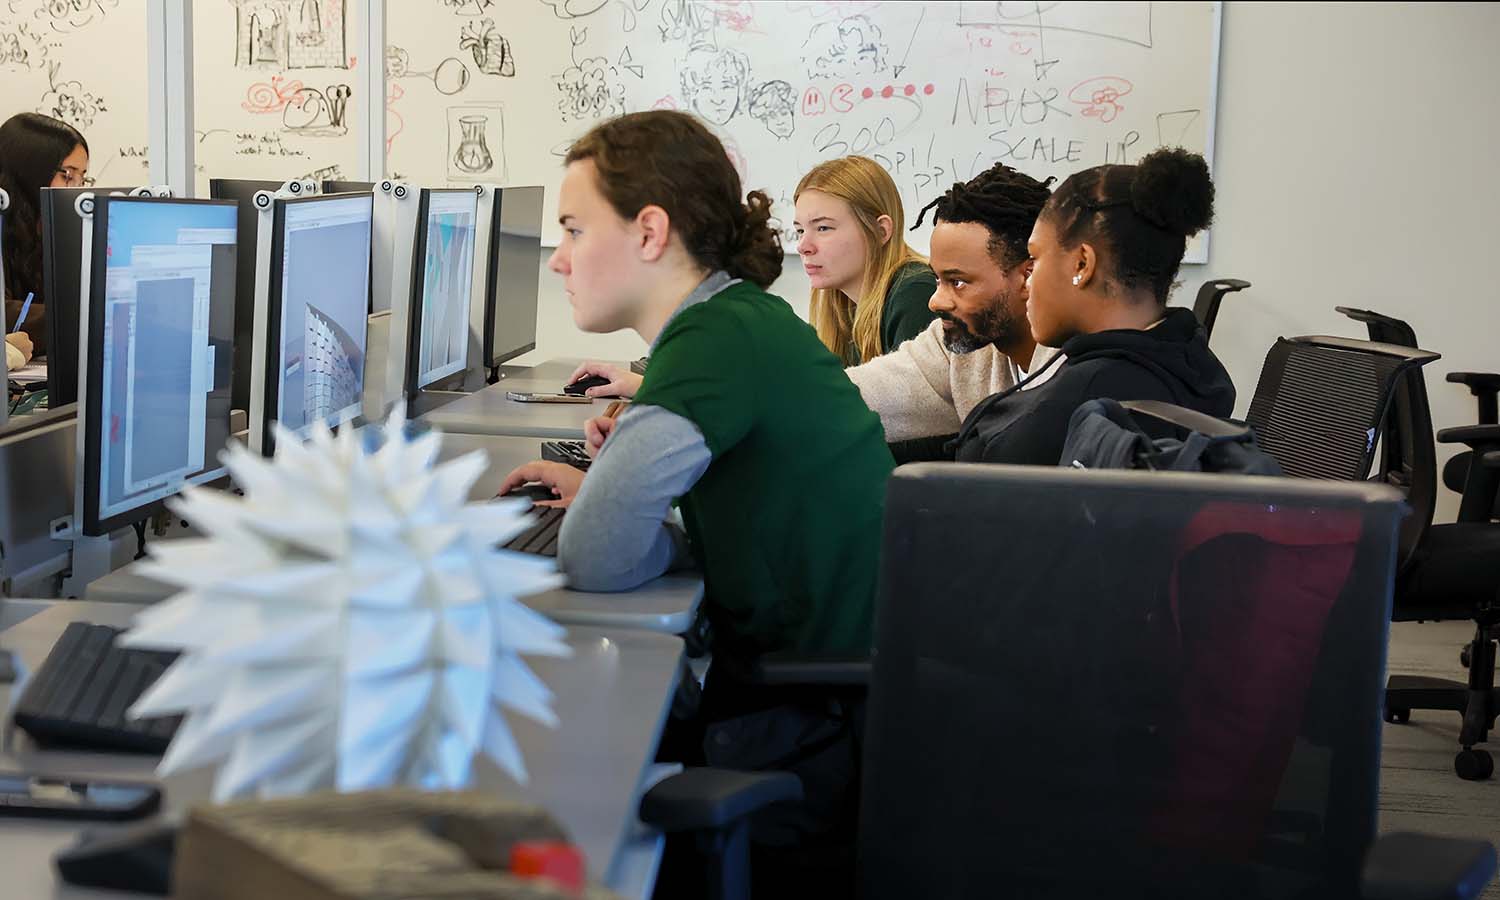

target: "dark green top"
[879,261,938,354]
[633,281,895,656]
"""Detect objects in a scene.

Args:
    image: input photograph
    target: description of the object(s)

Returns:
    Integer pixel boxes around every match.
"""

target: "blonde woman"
[794,155,936,365]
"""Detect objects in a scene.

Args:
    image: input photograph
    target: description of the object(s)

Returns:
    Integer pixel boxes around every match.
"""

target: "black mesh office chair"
[1191,277,1251,341]
[1244,333,1500,780]
[641,465,1496,900]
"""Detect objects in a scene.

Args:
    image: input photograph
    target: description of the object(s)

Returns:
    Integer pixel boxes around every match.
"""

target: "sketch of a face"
[748,80,796,140]
[679,47,750,126]
[802,14,888,80]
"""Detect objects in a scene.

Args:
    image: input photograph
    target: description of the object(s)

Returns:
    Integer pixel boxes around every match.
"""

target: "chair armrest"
[746,654,872,687]
[1483,451,1500,470]
[1120,399,1249,440]
[1436,425,1500,449]
[1361,832,1496,900]
[1447,372,1500,392]
[638,769,801,833]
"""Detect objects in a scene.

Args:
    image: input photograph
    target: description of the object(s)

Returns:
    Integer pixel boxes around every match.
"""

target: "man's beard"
[938,294,1023,354]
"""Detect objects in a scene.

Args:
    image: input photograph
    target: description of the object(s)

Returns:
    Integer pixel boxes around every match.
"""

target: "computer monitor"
[322,180,375,194]
[404,188,478,399]
[79,196,238,537]
[482,186,543,369]
[254,192,373,454]
[41,186,127,407]
[209,178,284,414]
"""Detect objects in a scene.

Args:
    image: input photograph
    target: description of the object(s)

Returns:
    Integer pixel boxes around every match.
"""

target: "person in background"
[845,162,1058,457]
[0,112,90,352]
[953,147,1235,465]
[795,154,935,365]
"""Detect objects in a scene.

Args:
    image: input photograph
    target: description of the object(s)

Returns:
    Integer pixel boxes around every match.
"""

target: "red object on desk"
[510,840,585,891]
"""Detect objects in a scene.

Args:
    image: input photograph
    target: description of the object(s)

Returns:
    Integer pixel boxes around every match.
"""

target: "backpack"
[1061,398,1283,476]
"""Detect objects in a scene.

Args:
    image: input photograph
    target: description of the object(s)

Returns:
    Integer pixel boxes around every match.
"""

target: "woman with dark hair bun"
[0,112,90,364]
[952,147,1236,465]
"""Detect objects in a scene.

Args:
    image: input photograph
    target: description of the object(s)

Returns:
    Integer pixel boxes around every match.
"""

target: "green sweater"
[633,281,895,656]
[840,261,939,365]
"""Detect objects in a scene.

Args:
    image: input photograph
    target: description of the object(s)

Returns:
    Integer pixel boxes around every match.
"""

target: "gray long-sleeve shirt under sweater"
[555,272,735,591]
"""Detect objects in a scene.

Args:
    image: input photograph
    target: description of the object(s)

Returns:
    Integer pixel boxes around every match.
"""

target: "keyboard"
[541,440,591,471]
[12,622,181,754]
[503,506,566,557]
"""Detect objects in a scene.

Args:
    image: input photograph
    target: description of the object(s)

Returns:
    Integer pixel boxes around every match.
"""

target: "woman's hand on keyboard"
[584,414,617,457]
[568,360,643,398]
[498,460,584,508]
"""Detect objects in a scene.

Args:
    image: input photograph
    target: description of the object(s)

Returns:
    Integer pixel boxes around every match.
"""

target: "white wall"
[520,1,1500,522]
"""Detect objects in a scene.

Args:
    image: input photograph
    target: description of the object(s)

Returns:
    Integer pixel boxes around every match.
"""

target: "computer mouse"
[501,482,559,503]
[563,374,612,396]
[55,816,178,895]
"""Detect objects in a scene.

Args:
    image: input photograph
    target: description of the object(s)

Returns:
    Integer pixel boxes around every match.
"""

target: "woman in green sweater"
[795,155,937,365]
[501,110,894,660]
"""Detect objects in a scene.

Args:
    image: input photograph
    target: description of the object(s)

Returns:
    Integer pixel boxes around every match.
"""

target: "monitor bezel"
[209,178,285,413]
[482,186,543,369]
[259,191,374,457]
[42,186,129,407]
[81,195,239,537]
[404,187,478,401]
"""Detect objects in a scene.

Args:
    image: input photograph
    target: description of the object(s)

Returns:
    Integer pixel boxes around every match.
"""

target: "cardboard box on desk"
[174,788,622,900]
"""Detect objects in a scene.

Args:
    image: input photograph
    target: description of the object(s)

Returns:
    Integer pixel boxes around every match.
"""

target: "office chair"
[1335,306,1500,516]
[1191,277,1251,341]
[1244,333,1500,780]
[640,465,1496,900]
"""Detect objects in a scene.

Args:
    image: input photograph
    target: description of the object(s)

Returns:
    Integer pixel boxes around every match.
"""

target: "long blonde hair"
[796,156,925,364]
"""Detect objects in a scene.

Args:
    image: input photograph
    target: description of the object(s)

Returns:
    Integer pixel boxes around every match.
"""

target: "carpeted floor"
[1382,620,1500,899]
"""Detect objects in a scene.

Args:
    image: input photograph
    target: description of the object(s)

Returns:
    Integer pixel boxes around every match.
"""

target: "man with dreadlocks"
[845,162,1059,457]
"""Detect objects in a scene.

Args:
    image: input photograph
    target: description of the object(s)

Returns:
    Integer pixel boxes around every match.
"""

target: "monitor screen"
[483,186,543,368]
[83,197,238,536]
[266,193,373,443]
[209,179,284,412]
[408,189,478,393]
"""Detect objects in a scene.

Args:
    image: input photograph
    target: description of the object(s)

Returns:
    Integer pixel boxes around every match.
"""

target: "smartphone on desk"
[506,391,594,404]
[0,773,161,821]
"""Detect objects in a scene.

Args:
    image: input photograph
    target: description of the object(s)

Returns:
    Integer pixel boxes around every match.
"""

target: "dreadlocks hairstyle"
[1041,147,1213,304]
[796,156,926,365]
[913,162,1054,269]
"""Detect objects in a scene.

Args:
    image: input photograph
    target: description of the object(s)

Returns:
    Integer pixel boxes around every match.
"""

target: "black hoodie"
[952,307,1236,465]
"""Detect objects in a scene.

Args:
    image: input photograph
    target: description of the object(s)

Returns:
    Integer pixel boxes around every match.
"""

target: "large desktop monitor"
[41,186,127,407]
[322,180,375,194]
[208,178,285,414]
[482,186,543,369]
[404,188,478,399]
[254,192,373,454]
[79,196,238,537]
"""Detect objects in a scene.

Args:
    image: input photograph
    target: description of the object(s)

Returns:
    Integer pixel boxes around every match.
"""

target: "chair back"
[860,463,1407,900]
[1245,335,1438,568]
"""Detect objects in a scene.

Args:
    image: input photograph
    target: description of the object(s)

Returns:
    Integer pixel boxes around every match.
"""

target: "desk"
[0,602,684,898]
[419,359,631,440]
[85,432,703,635]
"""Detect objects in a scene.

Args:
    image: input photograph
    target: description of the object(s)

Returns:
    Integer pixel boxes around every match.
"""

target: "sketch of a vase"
[454,115,493,174]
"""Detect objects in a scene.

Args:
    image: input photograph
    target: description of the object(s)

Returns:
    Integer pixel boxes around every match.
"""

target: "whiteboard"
[386,1,1221,262]
[191,0,368,196]
[0,0,150,188]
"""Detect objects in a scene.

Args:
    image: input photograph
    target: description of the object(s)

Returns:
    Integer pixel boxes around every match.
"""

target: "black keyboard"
[503,506,566,557]
[12,622,181,754]
[540,440,591,471]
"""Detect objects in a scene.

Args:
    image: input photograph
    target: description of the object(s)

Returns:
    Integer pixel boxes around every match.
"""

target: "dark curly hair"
[565,110,782,288]
[1042,147,1214,303]
[0,113,88,324]
[914,162,1055,269]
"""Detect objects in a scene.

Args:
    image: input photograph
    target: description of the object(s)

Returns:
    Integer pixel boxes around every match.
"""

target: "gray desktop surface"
[0,601,684,898]
[84,432,702,635]
[419,359,631,439]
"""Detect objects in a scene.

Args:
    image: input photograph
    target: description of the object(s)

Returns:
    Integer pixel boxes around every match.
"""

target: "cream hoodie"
[846,318,1060,442]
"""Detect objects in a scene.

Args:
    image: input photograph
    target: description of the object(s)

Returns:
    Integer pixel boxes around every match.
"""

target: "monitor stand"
[489,364,531,383]
[410,389,467,418]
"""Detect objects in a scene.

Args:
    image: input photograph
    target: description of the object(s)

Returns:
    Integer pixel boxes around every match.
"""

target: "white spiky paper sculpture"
[119,409,570,803]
